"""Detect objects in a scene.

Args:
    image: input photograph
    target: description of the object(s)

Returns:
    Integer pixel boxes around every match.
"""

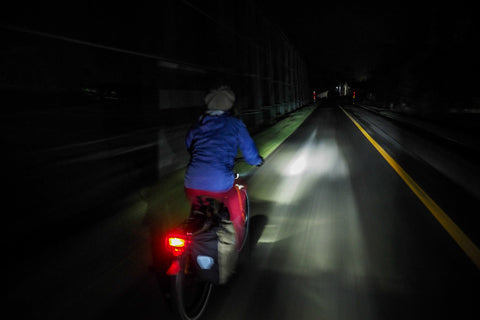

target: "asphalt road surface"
[11,105,480,319]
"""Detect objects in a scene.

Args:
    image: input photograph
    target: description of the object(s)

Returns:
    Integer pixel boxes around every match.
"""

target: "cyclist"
[184,85,263,250]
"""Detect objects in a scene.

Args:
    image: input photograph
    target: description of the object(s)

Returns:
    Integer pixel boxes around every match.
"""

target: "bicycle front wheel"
[170,255,213,320]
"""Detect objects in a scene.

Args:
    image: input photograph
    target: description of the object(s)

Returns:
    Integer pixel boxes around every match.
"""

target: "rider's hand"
[257,156,264,167]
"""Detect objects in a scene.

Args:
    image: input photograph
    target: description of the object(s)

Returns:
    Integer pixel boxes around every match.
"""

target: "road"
[199,105,480,320]
[10,105,480,319]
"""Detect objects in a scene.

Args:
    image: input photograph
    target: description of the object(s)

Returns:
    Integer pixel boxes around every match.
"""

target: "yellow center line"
[341,107,480,270]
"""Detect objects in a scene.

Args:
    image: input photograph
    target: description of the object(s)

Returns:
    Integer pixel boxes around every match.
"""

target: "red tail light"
[165,233,189,257]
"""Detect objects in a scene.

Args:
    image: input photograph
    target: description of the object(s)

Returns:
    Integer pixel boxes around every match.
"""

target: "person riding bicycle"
[184,85,263,250]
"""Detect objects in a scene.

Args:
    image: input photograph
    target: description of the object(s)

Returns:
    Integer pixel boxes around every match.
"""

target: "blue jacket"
[184,111,262,192]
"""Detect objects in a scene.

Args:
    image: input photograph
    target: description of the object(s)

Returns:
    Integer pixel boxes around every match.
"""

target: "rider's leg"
[225,185,246,250]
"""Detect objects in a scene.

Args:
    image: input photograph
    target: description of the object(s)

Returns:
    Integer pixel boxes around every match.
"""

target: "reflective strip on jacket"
[184,111,262,192]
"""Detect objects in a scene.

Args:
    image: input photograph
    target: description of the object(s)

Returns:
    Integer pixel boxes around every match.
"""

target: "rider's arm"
[185,122,199,152]
[236,120,263,166]
[185,129,194,150]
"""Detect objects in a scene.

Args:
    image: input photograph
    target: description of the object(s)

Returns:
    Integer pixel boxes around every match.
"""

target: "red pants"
[185,185,246,249]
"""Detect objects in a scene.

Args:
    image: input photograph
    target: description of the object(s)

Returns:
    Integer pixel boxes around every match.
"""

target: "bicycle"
[161,173,250,320]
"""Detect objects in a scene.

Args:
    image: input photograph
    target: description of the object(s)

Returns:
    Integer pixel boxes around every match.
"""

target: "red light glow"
[166,260,182,275]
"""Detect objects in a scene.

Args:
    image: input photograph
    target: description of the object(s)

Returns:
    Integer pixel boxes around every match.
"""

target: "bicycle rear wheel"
[170,254,212,320]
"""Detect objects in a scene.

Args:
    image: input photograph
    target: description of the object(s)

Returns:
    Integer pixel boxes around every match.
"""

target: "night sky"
[257,2,478,91]
[2,1,478,106]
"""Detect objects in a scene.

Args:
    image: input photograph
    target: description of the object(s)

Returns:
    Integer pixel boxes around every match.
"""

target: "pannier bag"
[190,218,237,285]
